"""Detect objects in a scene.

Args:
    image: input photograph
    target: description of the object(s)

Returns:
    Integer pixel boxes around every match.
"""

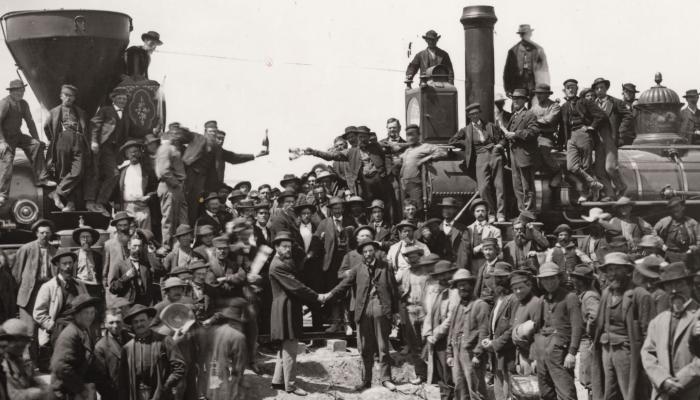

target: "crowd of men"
[1,27,700,400]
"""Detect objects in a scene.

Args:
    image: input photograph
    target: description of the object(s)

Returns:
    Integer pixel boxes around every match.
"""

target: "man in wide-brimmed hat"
[387,219,431,277]
[50,294,102,399]
[404,29,454,87]
[85,86,132,215]
[503,24,549,96]
[533,262,583,400]
[591,252,653,400]
[327,240,400,392]
[569,264,600,397]
[501,88,540,213]
[530,83,562,179]
[1,318,51,397]
[654,196,700,263]
[680,89,700,141]
[609,196,653,254]
[115,139,158,229]
[634,254,669,312]
[72,224,102,285]
[591,77,632,199]
[444,267,489,400]
[0,79,55,207]
[642,261,700,400]
[119,303,186,400]
[124,30,163,79]
[195,192,232,235]
[449,102,506,222]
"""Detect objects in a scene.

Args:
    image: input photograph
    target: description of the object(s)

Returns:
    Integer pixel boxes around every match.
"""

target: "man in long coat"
[503,24,549,96]
[404,30,454,86]
[109,235,157,306]
[94,308,130,400]
[268,232,321,396]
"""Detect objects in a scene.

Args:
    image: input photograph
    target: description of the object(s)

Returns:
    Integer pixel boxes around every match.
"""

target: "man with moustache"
[643,262,700,400]
[510,270,541,377]
[115,140,157,230]
[473,237,502,303]
[609,197,653,255]
[591,252,653,400]
[109,236,157,306]
[367,199,393,250]
[467,200,502,275]
[378,117,406,220]
[405,30,454,86]
[446,268,489,400]
[503,217,546,276]
[94,308,131,400]
[533,262,582,400]
[654,197,700,264]
[269,190,307,263]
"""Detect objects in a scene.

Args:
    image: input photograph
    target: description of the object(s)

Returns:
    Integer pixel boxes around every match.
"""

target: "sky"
[1,0,699,188]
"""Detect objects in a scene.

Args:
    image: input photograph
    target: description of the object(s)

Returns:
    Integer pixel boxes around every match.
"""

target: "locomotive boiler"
[409,5,700,229]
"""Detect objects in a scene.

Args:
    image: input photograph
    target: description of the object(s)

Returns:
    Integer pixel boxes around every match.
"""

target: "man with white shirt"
[467,199,502,276]
[86,88,131,214]
[387,220,431,280]
[109,235,156,306]
[72,225,102,286]
[195,192,232,235]
[253,201,272,247]
[116,140,156,231]
[295,201,317,253]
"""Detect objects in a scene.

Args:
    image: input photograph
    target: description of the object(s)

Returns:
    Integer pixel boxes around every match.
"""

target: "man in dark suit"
[405,30,454,87]
[502,218,546,276]
[680,89,700,143]
[314,196,356,333]
[12,219,57,365]
[109,235,156,306]
[500,88,540,213]
[269,190,306,264]
[592,77,633,200]
[503,24,549,96]
[560,80,607,202]
[204,128,267,192]
[449,103,506,222]
[305,126,394,211]
[311,185,331,225]
[367,199,393,250]
[329,240,400,392]
[195,192,232,235]
[85,88,130,214]
[433,197,471,269]
[44,84,89,211]
[269,232,323,396]
[94,308,130,400]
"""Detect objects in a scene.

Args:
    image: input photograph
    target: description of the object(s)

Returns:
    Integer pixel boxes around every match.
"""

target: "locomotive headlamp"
[12,199,39,225]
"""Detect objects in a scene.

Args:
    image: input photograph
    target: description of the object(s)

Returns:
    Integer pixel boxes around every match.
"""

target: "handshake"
[317,292,333,304]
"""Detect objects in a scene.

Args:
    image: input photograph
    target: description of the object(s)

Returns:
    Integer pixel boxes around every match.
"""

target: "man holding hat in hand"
[446,268,490,400]
[0,79,55,207]
[642,261,700,400]
[591,252,653,400]
[405,29,454,87]
[85,87,131,214]
[449,102,506,222]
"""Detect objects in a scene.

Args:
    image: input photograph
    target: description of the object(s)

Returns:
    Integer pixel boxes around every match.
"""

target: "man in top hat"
[654,197,700,264]
[503,216,547,276]
[50,294,101,399]
[480,261,518,400]
[569,264,600,398]
[620,83,639,144]
[533,262,583,400]
[510,270,541,378]
[114,140,158,229]
[73,225,103,286]
[45,84,89,211]
[531,83,563,180]
[12,219,57,365]
[503,24,549,96]
[1,318,51,398]
[304,126,395,215]
[393,124,447,216]
[445,268,489,400]
[405,30,454,87]
[591,252,654,400]
[0,79,54,207]
[109,235,157,306]
[449,103,506,222]
[646,264,700,400]
[33,249,89,364]
[195,192,231,235]
[328,240,400,392]
[680,89,700,142]
[85,87,131,214]
[559,78,607,202]
[500,88,541,213]
[591,77,632,200]
[156,127,190,248]
[467,199,502,271]
[119,304,185,400]
[125,30,163,79]
[312,196,355,333]
[609,196,653,254]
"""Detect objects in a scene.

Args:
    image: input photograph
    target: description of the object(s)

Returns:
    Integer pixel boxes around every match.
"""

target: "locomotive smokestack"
[460,6,497,123]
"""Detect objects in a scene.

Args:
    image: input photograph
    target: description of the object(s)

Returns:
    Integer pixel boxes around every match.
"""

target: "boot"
[49,191,65,209]
[324,322,343,334]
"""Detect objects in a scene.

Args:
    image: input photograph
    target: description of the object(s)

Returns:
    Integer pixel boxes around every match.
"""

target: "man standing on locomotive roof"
[45,84,89,212]
[405,30,454,87]
[85,87,131,215]
[530,83,562,181]
[560,79,607,203]
[503,24,549,96]
[0,79,55,207]
[124,30,163,80]
[592,77,633,200]
[500,89,540,214]
[449,102,506,222]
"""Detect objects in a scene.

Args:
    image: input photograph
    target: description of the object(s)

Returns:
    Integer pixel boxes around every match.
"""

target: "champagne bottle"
[262,129,269,152]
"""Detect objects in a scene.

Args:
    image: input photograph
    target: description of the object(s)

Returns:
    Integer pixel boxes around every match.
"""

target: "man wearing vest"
[467,199,502,276]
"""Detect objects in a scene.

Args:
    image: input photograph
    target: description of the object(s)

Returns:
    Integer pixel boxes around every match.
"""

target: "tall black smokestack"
[460,5,497,123]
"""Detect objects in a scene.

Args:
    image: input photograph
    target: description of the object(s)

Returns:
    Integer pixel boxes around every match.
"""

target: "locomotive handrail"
[579,199,700,207]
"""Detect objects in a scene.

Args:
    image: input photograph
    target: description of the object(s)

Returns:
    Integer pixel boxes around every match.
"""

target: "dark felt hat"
[355,126,371,135]
[203,192,222,203]
[511,88,529,98]
[405,124,420,133]
[173,224,194,237]
[233,181,251,190]
[415,253,441,267]
[228,189,246,202]
[123,304,157,324]
[356,240,381,253]
[658,262,694,285]
[509,270,533,285]
[622,83,639,93]
[491,261,513,277]
[465,103,481,113]
[569,264,596,280]
[422,30,441,40]
[553,224,571,235]
[592,77,611,89]
[236,199,255,209]
[683,89,699,98]
[353,225,376,238]
[272,231,294,245]
[110,211,134,226]
[294,200,316,214]
[51,248,77,265]
[204,120,218,129]
[31,218,55,232]
[342,126,358,139]
[482,237,499,248]
[277,190,297,202]
[254,200,271,211]
[63,294,101,315]
[469,198,488,212]
[72,225,99,245]
[424,218,442,226]
[516,24,533,34]
[6,79,26,91]
[533,83,553,94]
[327,196,345,207]
[395,220,418,231]
[430,260,458,277]
[280,174,302,187]
[141,31,163,45]
[436,197,459,208]
[119,139,144,154]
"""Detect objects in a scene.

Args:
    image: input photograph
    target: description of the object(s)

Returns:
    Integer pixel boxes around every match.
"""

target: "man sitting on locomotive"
[0,79,55,208]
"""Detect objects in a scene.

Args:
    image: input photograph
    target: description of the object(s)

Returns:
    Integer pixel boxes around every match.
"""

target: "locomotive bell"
[633,73,686,145]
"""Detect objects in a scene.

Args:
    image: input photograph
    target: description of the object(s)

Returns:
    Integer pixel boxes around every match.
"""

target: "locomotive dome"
[633,72,686,144]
